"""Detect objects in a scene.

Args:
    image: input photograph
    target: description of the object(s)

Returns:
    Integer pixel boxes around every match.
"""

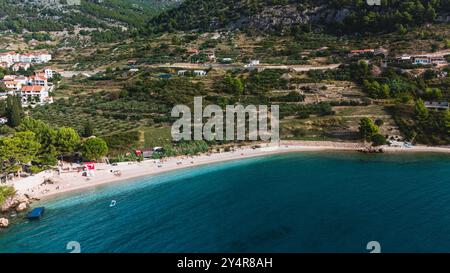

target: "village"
[0,51,56,124]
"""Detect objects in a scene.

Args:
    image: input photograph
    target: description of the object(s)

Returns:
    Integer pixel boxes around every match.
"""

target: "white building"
[35,53,52,63]
[30,75,48,86]
[177,70,187,76]
[249,60,260,66]
[19,53,35,63]
[0,52,19,67]
[193,70,207,76]
[20,85,51,105]
[35,68,55,79]
[220,57,233,63]
[2,75,29,91]
[0,52,52,68]
[3,80,23,91]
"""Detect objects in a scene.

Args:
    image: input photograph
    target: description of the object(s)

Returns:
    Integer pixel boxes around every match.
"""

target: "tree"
[0,132,41,177]
[0,186,15,205]
[56,127,81,159]
[359,117,379,141]
[414,99,429,121]
[223,75,244,97]
[6,96,23,127]
[82,121,94,137]
[445,110,450,135]
[371,134,387,146]
[16,117,58,166]
[0,100,6,117]
[82,137,108,161]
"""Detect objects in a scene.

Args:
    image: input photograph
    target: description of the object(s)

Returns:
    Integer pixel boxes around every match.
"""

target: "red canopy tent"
[83,162,95,170]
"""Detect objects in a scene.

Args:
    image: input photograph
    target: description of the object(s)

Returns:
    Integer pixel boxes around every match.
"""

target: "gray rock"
[0,218,9,228]
[16,202,28,212]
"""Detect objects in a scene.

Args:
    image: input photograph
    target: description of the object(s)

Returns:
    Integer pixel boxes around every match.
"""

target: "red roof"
[21,85,44,92]
[31,75,47,81]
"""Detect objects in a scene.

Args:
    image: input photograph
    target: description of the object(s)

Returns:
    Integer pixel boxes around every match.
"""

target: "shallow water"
[1,152,450,253]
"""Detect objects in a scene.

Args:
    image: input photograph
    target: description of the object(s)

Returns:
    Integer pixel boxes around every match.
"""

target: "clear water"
[1,152,450,253]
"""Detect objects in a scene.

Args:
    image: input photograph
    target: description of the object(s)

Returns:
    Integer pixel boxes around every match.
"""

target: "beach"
[11,141,450,201]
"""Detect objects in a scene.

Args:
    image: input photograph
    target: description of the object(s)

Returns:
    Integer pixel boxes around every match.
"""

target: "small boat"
[27,207,45,220]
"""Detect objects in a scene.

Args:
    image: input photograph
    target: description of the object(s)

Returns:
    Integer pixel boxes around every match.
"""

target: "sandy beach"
[10,141,450,201]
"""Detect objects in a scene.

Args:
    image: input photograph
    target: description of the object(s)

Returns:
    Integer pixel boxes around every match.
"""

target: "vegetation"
[0,185,15,205]
[359,117,380,141]
[148,0,450,34]
[82,137,109,161]
[0,117,110,179]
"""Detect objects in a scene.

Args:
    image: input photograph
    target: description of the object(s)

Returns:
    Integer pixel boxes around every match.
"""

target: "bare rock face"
[16,202,28,212]
[0,218,9,228]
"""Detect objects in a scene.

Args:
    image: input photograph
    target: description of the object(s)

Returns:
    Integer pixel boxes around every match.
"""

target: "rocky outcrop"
[0,194,34,229]
[16,202,28,212]
[1,195,30,213]
[0,217,9,228]
[228,5,351,33]
[1,197,18,213]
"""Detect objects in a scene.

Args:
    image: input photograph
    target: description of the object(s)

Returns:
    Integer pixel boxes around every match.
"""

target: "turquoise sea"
[1,152,450,253]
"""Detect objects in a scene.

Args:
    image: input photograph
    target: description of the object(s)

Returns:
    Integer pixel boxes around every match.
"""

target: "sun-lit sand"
[11,141,450,200]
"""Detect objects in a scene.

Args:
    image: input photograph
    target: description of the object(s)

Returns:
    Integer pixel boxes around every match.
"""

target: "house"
[396,55,411,63]
[424,101,450,110]
[20,53,35,63]
[177,70,187,76]
[0,51,51,68]
[413,56,431,65]
[15,75,30,85]
[249,60,260,66]
[30,75,48,86]
[12,62,31,72]
[20,85,51,105]
[430,56,446,65]
[0,52,20,67]
[193,70,207,76]
[411,55,446,65]
[1,75,29,91]
[41,68,54,78]
[220,57,233,63]
[3,80,23,91]
[35,52,52,63]
[187,48,199,55]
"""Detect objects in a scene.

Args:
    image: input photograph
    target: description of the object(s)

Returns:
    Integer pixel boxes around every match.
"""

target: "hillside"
[147,0,450,34]
[0,0,180,33]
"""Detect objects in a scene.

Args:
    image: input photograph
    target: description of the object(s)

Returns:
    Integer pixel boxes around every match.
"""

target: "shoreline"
[10,141,450,202]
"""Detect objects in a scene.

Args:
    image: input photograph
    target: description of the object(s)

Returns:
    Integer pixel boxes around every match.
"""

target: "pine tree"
[82,121,94,137]
[6,96,23,128]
